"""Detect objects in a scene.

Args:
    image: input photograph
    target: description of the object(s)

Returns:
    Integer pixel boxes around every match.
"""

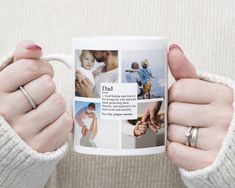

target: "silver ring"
[185,126,193,146]
[189,127,198,148]
[19,86,37,109]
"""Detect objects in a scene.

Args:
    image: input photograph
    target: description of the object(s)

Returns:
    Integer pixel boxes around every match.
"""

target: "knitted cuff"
[179,71,235,188]
[0,116,68,188]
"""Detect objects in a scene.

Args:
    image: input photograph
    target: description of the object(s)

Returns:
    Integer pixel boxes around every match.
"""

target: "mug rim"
[72,36,167,41]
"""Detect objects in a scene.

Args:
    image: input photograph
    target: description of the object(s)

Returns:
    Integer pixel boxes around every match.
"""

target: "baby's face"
[81,52,95,70]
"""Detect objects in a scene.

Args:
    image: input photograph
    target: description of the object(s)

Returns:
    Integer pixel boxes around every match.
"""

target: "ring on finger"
[19,86,37,109]
[189,127,199,147]
[185,126,199,147]
[185,126,193,146]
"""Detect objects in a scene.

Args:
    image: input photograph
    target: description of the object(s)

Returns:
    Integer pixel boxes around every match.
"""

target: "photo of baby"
[75,50,119,98]
[74,100,119,149]
[122,49,165,99]
[121,100,165,149]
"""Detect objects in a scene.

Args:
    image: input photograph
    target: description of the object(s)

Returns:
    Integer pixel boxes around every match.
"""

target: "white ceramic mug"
[44,36,168,156]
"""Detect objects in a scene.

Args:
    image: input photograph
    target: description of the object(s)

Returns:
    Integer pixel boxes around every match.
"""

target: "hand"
[134,121,148,137]
[75,71,94,98]
[81,126,88,136]
[0,41,73,153]
[141,102,162,133]
[167,44,233,171]
[75,71,86,82]
[92,70,100,77]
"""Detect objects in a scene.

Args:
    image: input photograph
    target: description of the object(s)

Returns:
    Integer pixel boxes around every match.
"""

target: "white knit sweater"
[0,1,235,187]
[0,53,234,188]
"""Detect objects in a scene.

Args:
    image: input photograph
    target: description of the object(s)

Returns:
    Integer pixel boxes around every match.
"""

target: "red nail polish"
[26,44,42,51]
[169,44,184,54]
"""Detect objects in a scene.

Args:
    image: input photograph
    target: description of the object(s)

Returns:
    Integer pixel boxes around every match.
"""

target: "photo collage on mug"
[74,49,166,150]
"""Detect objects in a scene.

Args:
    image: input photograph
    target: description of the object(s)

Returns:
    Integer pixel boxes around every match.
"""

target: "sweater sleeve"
[179,71,235,188]
[0,54,68,188]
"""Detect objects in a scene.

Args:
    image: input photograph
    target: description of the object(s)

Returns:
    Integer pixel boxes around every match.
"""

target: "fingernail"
[169,44,184,54]
[26,44,42,51]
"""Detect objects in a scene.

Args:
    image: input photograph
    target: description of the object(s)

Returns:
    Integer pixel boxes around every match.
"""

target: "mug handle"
[42,54,72,69]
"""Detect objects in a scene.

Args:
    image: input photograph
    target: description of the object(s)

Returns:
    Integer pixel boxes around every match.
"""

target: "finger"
[0,59,54,92]
[75,82,82,90]
[148,122,158,133]
[140,121,148,125]
[168,102,212,127]
[168,44,198,80]
[78,81,84,88]
[139,126,147,131]
[12,93,66,135]
[29,112,73,152]
[139,125,147,132]
[9,74,56,113]
[85,78,93,85]
[82,79,90,88]
[76,70,82,74]
[169,79,218,104]
[168,124,226,150]
[167,142,217,170]
[139,123,148,128]
[14,40,42,61]
[141,110,150,123]
[139,128,146,134]
[80,80,86,88]
[149,108,158,125]
[76,74,86,81]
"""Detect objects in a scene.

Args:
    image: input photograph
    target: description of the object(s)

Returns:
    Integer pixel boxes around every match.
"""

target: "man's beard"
[95,56,106,62]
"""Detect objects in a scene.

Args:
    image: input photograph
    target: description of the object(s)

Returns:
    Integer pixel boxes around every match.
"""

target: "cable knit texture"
[0,0,234,188]
[0,116,68,188]
[0,53,68,188]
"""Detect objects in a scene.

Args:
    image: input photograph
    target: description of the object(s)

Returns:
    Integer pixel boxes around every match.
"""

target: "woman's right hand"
[0,41,73,153]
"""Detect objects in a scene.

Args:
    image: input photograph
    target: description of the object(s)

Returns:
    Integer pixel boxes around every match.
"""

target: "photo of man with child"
[75,50,118,98]
[125,59,157,99]
[122,49,165,100]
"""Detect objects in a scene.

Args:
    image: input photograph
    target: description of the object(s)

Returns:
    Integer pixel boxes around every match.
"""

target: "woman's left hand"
[167,44,234,171]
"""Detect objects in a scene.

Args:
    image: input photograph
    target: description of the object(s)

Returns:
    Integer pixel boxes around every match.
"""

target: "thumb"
[14,40,42,61]
[168,44,198,80]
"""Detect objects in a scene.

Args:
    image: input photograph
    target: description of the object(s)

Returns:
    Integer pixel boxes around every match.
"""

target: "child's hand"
[0,41,73,152]
[92,70,100,77]
[167,44,233,171]
[134,121,148,137]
